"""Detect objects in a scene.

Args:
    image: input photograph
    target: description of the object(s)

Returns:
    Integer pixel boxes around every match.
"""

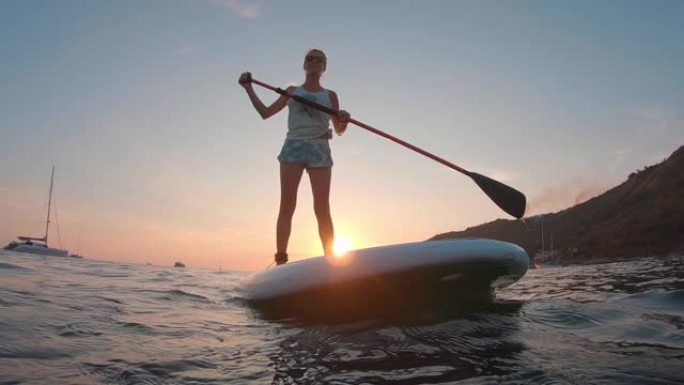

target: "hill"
[431,145,684,262]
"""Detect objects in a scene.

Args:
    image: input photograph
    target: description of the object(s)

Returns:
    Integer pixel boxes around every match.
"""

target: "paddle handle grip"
[249,78,469,175]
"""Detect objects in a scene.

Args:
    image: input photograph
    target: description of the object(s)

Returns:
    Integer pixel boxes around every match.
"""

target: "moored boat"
[4,166,69,257]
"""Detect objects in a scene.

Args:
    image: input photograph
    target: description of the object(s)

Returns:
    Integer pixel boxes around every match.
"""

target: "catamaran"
[4,166,69,257]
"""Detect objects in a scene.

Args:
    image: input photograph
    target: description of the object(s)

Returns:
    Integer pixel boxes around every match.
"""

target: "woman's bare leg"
[308,167,334,256]
[277,163,305,255]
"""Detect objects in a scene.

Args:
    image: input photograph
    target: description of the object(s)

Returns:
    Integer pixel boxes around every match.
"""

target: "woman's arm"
[329,91,350,135]
[239,72,293,120]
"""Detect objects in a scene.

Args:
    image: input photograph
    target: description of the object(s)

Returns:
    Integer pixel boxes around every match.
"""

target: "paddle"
[245,77,527,219]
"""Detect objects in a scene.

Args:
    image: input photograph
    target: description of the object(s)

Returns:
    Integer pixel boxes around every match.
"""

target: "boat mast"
[541,217,545,262]
[44,166,55,243]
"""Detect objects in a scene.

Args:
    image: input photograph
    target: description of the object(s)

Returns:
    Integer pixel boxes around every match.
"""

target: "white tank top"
[286,86,333,139]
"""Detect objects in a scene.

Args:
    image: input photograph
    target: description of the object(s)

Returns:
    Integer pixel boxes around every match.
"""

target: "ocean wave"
[0,261,29,271]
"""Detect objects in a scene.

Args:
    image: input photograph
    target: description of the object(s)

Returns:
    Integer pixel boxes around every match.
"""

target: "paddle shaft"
[250,78,471,176]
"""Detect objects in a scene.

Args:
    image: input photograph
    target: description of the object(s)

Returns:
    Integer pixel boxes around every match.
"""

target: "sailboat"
[4,166,69,257]
[68,237,84,259]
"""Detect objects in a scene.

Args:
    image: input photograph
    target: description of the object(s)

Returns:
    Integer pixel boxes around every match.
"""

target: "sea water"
[0,250,682,384]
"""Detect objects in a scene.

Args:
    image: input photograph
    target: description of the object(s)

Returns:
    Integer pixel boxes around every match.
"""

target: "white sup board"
[241,238,528,314]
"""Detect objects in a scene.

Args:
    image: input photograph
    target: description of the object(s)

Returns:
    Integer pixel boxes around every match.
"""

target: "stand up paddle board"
[241,238,528,317]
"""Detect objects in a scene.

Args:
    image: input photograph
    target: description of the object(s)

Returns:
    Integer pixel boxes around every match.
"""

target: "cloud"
[526,178,611,216]
[210,0,262,19]
[473,168,519,183]
[178,40,192,55]
[573,184,610,205]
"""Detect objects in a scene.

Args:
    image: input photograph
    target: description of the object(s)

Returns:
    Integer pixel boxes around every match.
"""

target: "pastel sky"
[1,0,682,271]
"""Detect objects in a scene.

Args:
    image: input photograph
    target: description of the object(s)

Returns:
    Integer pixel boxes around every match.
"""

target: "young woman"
[239,49,350,265]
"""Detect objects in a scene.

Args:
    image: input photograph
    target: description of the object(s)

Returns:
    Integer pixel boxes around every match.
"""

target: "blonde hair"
[304,48,327,71]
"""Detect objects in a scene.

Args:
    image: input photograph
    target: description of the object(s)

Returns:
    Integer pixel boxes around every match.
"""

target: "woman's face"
[304,51,327,74]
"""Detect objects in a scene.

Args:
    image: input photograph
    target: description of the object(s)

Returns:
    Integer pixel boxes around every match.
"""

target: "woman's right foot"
[275,252,288,265]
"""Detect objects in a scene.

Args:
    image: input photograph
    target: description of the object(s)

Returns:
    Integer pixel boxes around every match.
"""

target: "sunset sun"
[333,236,353,257]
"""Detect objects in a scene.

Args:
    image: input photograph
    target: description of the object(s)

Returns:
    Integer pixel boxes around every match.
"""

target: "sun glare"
[333,236,353,257]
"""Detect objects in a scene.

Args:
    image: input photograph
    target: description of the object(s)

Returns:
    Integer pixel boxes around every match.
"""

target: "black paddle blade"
[469,172,526,219]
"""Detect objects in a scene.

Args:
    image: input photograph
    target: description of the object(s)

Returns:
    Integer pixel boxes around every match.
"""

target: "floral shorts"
[277,138,333,168]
